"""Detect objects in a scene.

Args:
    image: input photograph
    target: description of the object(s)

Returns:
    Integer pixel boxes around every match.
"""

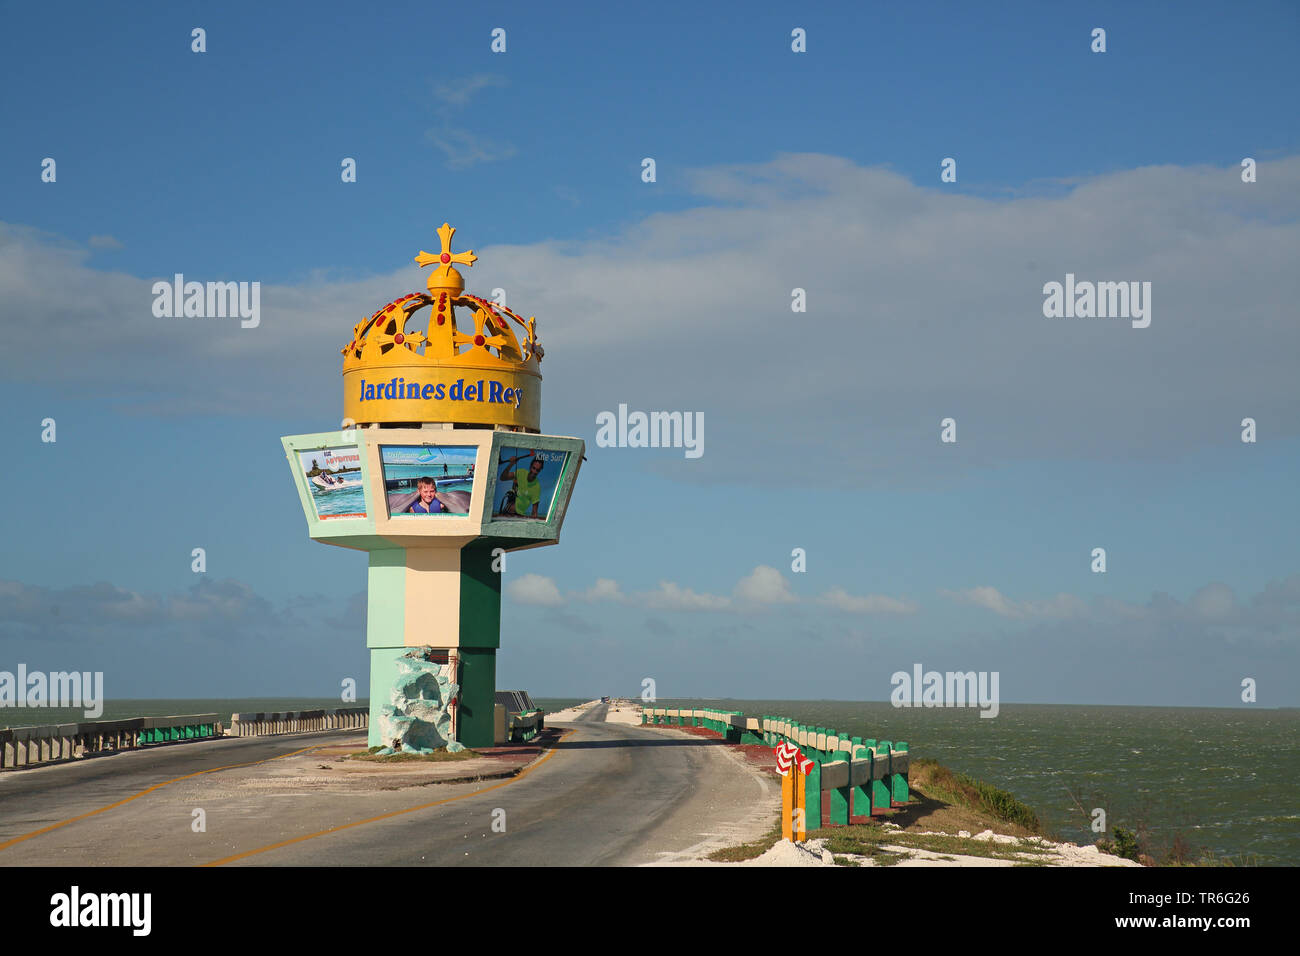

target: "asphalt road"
[0,706,774,866]
[575,700,611,723]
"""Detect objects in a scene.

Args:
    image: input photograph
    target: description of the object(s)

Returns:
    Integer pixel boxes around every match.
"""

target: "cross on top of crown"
[415,223,478,280]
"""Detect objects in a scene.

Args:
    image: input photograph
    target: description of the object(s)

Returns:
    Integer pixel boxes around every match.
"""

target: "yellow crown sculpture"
[342,223,543,431]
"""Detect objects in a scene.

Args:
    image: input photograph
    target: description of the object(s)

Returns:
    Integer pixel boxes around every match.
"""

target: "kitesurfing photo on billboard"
[380,445,476,516]
[297,446,366,520]
[493,447,568,520]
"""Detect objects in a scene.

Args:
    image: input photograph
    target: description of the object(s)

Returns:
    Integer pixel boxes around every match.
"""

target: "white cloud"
[818,588,917,615]
[426,127,518,169]
[505,573,564,607]
[433,73,508,107]
[944,585,1026,618]
[3,153,1297,477]
[942,586,1085,619]
[733,565,797,605]
[640,581,732,611]
[424,75,514,169]
[579,578,623,602]
[939,582,1293,632]
[548,567,912,617]
[88,234,123,250]
[0,577,313,640]
[1189,582,1235,618]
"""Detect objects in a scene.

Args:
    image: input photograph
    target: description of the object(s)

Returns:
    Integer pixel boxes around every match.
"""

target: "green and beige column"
[366,541,503,749]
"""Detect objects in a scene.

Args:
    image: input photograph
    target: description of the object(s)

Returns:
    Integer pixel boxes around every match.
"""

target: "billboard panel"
[492,446,570,521]
[296,446,366,520]
[380,444,477,517]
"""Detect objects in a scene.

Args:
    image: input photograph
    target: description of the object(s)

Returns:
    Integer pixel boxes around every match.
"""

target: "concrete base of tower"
[366,644,497,751]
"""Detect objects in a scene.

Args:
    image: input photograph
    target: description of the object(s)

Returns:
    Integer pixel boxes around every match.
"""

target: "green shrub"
[1098,826,1142,862]
[953,771,1042,833]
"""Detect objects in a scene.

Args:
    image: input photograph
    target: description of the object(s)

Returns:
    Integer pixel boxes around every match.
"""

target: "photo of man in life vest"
[494,447,566,520]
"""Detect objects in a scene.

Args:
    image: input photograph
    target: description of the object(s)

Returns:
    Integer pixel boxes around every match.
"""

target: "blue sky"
[2,1,1298,707]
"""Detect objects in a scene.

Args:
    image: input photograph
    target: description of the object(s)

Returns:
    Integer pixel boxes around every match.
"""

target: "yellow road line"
[203,731,574,866]
[0,742,329,853]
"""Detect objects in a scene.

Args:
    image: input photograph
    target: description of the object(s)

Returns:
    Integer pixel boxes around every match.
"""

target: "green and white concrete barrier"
[641,706,910,826]
[138,714,221,744]
[641,706,761,741]
[1,714,222,770]
[226,707,368,737]
[509,709,544,743]
[495,705,545,744]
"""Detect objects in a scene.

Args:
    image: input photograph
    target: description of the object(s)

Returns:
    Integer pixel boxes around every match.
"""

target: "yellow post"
[794,763,808,841]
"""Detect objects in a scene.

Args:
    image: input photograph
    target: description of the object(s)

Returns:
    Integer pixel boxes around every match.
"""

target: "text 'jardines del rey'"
[340,222,543,431]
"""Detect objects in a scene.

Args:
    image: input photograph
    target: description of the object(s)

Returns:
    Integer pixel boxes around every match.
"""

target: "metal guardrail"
[227,707,368,737]
[641,706,911,827]
[0,714,221,770]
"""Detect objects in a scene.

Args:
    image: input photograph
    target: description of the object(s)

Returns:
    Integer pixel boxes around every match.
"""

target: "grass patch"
[706,815,783,862]
[704,758,1061,865]
[811,824,1052,864]
[892,832,1050,861]
[352,747,481,762]
[909,758,1043,835]
[815,827,911,865]
[819,829,884,855]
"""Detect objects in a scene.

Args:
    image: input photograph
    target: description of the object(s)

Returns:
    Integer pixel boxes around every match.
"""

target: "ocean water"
[656,699,1299,866]
[309,481,366,517]
[534,698,587,713]
[384,463,473,483]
